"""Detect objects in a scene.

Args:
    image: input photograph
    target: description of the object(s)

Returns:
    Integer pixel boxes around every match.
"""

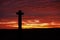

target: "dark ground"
[22,28,60,40]
[0,29,18,40]
[0,28,60,40]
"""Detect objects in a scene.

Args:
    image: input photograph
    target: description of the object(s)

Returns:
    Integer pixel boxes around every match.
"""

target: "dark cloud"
[0,0,60,18]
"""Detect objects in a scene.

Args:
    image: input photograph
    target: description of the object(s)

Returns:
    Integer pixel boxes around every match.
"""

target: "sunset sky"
[0,0,60,29]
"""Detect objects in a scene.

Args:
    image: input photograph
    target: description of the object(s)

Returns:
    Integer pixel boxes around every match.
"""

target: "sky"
[0,0,60,29]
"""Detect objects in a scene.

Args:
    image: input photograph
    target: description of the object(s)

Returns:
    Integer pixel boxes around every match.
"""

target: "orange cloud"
[0,20,18,29]
[22,19,60,29]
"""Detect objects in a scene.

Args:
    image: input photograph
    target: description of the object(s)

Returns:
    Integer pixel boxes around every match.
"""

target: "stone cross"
[16,10,24,30]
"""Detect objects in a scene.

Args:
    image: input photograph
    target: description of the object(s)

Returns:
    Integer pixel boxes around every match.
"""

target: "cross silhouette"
[16,10,24,30]
[16,10,24,15]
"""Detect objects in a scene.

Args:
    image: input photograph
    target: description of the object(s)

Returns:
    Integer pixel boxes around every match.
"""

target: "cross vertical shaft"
[16,10,24,30]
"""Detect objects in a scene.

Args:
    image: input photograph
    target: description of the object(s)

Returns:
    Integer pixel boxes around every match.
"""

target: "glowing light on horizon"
[0,21,17,24]
[6,24,18,27]
[0,20,60,29]
[22,20,60,29]
[0,21,18,28]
